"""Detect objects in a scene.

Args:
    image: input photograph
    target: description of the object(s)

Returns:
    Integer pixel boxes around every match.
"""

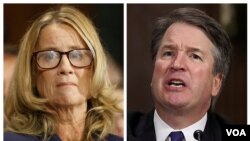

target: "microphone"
[193,130,204,141]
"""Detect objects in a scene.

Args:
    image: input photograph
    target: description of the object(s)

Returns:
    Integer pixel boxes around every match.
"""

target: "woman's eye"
[44,53,55,60]
[70,51,83,60]
[38,52,56,62]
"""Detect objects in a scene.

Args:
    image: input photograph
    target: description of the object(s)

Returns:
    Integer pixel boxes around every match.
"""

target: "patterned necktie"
[169,131,184,141]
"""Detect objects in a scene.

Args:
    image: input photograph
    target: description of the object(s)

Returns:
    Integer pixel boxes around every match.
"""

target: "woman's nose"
[57,55,74,75]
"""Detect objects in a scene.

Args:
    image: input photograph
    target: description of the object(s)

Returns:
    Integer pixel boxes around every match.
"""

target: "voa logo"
[226,129,246,136]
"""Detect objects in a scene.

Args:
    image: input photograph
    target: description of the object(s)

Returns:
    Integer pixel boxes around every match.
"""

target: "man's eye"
[191,54,202,61]
[163,51,174,57]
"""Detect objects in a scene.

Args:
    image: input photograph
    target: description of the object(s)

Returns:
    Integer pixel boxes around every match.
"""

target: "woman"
[4,5,123,141]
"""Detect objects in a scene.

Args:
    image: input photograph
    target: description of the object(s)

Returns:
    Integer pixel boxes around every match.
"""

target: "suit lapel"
[134,110,157,141]
[202,112,223,141]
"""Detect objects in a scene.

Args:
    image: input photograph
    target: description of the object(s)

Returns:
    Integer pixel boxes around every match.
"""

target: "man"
[128,7,232,141]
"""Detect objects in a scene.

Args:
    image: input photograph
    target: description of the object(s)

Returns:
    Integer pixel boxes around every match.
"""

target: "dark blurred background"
[4,4,123,70]
[127,4,247,124]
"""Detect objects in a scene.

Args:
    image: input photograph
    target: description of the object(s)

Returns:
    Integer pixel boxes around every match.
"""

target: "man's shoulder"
[128,110,158,141]
[127,111,155,138]
[127,111,147,125]
[202,112,232,141]
[208,112,231,126]
[127,111,154,129]
[4,132,39,141]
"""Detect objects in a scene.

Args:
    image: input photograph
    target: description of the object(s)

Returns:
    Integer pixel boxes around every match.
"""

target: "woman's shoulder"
[106,134,123,141]
[5,132,123,141]
[4,132,40,141]
[4,132,61,141]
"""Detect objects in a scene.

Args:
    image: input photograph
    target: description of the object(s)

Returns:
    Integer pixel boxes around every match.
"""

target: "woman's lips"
[56,82,77,87]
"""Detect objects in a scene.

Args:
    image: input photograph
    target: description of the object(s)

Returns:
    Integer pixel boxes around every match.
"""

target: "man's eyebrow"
[186,46,204,53]
[160,44,176,50]
[160,44,206,55]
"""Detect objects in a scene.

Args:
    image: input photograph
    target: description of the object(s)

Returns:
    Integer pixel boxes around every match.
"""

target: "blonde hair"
[5,5,121,141]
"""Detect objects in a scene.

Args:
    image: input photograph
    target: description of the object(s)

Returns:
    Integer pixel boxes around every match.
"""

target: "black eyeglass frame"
[32,48,93,69]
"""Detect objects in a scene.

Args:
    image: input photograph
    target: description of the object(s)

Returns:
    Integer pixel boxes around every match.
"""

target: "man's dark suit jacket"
[127,110,229,141]
[4,132,123,141]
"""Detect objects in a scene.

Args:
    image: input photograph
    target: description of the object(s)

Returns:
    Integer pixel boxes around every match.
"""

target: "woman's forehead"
[36,23,87,51]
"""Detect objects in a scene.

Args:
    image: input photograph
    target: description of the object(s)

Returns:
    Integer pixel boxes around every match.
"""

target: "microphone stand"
[193,130,203,141]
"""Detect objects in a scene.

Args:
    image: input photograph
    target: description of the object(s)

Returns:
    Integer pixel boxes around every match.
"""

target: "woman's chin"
[51,94,86,107]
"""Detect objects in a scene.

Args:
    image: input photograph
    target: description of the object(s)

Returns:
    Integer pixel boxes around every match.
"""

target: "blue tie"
[169,131,184,141]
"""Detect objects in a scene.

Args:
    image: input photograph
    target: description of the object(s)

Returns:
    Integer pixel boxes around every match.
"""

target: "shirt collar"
[153,110,207,141]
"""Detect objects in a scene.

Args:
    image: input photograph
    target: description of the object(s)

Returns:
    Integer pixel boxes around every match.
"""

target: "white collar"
[153,110,207,141]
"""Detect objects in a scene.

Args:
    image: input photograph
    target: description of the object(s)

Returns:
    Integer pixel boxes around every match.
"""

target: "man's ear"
[212,73,223,96]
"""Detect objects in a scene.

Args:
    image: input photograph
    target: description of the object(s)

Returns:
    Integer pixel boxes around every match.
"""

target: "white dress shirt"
[154,110,207,141]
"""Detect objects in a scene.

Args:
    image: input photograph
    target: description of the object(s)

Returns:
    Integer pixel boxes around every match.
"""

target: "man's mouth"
[168,79,185,87]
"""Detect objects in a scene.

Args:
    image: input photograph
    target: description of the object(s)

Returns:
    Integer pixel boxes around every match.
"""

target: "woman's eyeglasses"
[32,49,93,69]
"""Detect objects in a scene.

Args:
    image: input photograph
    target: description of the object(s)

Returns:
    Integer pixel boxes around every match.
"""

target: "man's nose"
[170,53,186,71]
[57,55,73,74]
